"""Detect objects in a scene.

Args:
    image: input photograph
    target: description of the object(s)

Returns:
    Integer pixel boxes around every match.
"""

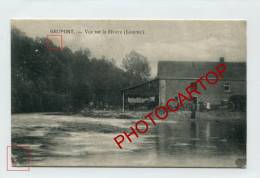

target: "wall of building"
[159,79,246,108]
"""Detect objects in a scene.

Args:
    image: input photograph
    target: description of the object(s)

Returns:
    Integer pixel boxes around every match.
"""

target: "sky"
[12,20,246,76]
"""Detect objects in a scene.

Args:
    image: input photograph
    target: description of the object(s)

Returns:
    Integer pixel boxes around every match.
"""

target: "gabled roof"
[120,79,158,91]
[157,61,246,80]
[121,79,159,97]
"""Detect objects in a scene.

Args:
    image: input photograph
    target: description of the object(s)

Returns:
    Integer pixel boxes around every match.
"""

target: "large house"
[121,57,246,112]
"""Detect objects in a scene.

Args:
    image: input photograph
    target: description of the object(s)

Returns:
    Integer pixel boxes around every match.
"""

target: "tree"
[11,28,151,113]
[122,50,151,81]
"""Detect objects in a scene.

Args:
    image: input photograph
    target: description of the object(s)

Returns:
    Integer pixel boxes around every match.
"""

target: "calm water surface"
[11,112,246,167]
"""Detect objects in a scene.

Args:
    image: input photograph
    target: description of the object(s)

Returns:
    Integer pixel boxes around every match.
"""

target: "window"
[224,82,231,92]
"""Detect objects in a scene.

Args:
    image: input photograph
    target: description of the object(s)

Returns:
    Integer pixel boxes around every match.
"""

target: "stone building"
[121,57,246,111]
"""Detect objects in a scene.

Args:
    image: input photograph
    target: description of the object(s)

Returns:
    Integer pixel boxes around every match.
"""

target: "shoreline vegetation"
[12,28,151,114]
[12,110,246,121]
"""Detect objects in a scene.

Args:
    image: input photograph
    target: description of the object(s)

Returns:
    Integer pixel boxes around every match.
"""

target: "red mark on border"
[7,145,31,171]
[45,34,63,51]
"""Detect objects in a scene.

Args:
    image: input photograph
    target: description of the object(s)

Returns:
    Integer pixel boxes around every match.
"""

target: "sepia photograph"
[11,20,246,167]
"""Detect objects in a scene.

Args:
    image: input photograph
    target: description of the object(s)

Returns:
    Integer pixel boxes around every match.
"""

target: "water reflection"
[12,113,246,167]
[145,117,246,167]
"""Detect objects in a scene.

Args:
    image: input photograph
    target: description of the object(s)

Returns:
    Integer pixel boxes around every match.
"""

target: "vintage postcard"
[11,20,246,167]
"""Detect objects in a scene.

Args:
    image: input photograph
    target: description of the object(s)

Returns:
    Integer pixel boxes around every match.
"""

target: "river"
[11,112,246,167]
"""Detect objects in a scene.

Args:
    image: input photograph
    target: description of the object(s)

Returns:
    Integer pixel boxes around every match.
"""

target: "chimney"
[219,57,225,63]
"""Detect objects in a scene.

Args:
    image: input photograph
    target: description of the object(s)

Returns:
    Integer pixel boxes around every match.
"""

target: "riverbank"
[78,109,246,121]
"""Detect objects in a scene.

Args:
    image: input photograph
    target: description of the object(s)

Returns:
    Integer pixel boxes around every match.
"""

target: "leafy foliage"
[122,50,151,83]
[11,28,151,113]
